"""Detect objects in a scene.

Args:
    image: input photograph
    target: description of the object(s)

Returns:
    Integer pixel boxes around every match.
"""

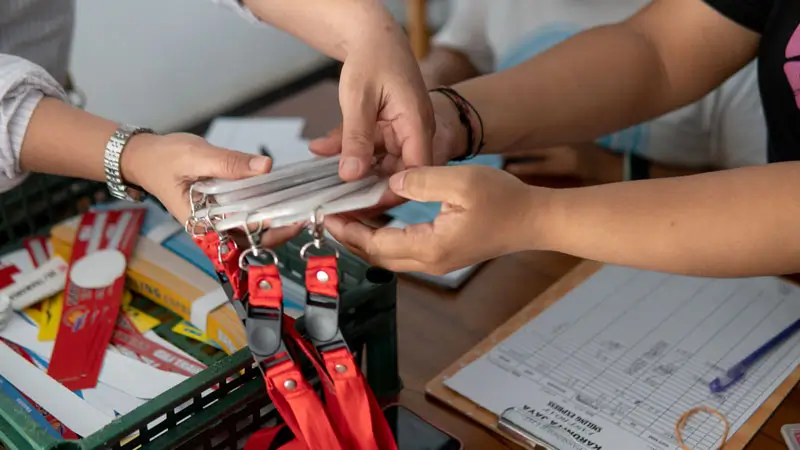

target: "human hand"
[307,28,437,181]
[311,88,469,219]
[121,132,303,246]
[504,143,624,183]
[325,165,547,275]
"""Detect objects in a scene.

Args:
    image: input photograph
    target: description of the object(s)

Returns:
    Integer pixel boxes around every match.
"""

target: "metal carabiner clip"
[299,207,339,260]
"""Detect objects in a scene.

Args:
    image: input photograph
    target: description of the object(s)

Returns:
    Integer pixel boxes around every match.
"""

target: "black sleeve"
[703,0,774,33]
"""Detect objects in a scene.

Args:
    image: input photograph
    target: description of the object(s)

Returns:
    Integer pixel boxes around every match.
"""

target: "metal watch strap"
[104,124,154,201]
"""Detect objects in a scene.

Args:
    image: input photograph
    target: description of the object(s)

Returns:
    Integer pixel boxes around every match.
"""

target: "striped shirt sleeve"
[0,53,66,193]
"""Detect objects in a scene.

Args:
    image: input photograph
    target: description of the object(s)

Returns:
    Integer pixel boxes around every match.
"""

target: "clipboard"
[424,260,800,449]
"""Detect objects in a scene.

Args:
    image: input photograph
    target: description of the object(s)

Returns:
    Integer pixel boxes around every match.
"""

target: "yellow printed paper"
[23,306,42,326]
[37,293,64,341]
[121,289,133,308]
[122,305,160,334]
[172,321,221,349]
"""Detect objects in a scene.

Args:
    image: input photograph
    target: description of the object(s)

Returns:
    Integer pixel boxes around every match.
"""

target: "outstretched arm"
[231,0,404,61]
[217,0,435,181]
[534,162,800,277]
[447,0,760,156]
[1,54,271,224]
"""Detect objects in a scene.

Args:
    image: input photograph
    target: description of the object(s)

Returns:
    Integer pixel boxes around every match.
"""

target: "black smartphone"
[383,404,463,450]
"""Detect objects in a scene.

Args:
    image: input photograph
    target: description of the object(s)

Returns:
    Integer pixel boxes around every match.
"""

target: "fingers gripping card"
[48,209,145,391]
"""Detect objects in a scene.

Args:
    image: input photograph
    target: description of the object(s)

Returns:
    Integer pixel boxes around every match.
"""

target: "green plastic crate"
[0,174,402,450]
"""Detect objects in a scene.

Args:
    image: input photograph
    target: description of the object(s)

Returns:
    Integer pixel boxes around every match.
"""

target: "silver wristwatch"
[104,124,154,202]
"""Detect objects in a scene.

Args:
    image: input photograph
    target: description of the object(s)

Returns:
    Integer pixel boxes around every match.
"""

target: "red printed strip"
[110,327,206,377]
[0,265,20,289]
[48,210,145,391]
[22,236,54,318]
[0,338,79,439]
[23,236,51,268]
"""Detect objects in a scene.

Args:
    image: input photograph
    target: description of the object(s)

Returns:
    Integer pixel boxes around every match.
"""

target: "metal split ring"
[187,185,207,215]
[299,240,339,260]
[238,247,279,271]
[300,208,339,260]
[184,216,209,238]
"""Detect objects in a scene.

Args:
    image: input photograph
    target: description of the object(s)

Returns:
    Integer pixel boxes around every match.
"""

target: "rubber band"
[675,406,729,449]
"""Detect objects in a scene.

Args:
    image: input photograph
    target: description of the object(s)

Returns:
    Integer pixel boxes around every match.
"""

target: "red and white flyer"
[111,326,206,377]
[48,209,145,391]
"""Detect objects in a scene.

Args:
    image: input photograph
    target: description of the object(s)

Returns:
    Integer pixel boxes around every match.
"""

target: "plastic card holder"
[215,176,383,232]
[195,174,344,218]
[211,163,340,205]
[270,179,388,228]
[193,155,341,195]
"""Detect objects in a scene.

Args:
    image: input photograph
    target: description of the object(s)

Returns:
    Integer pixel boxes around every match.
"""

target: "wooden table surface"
[255,80,798,449]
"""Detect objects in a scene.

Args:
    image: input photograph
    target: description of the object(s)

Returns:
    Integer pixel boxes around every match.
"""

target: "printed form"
[445,265,800,450]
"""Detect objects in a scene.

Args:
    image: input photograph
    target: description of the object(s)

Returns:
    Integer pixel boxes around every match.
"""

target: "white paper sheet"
[0,340,113,436]
[204,116,315,168]
[445,265,800,450]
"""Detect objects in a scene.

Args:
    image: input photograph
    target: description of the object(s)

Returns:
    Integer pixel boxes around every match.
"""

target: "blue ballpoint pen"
[709,317,800,393]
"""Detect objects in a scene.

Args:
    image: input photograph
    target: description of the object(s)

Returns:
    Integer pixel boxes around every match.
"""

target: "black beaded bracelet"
[623,151,651,181]
[429,86,485,161]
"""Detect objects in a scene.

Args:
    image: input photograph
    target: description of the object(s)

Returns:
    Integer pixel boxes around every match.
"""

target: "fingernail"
[250,156,270,172]
[389,172,405,193]
[340,157,362,178]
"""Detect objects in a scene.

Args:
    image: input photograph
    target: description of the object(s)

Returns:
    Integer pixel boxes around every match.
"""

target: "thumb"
[192,146,272,180]
[339,87,378,181]
[388,166,470,204]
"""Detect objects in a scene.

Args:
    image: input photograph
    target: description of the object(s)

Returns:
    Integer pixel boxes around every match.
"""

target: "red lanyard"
[194,226,395,450]
[302,255,397,450]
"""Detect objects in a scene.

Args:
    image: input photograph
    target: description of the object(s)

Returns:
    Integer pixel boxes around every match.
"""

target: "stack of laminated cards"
[191,155,388,233]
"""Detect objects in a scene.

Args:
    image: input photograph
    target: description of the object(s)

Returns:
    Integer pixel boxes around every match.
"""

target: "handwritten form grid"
[445,265,800,450]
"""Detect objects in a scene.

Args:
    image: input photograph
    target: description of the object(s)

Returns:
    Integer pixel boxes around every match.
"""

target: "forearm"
[19,98,118,184]
[241,0,403,60]
[452,15,745,158]
[451,25,681,155]
[530,163,800,277]
[599,151,709,183]
[419,47,479,88]
[0,54,116,192]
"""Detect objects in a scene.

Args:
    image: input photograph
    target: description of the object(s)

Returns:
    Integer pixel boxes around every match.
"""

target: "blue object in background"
[386,154,504,225]
[0,372,62,438]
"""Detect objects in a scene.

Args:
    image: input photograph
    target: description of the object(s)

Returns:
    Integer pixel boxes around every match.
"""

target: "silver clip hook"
[300,207,339,260]
[185,184,210,238]
[238,218,279,270]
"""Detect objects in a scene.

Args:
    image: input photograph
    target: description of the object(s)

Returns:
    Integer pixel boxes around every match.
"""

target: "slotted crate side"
[0,175,106,255]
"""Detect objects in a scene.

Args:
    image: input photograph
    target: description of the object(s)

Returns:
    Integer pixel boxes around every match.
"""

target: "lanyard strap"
[196,231,394,449]
[303,255,397,450]
[237,245,343,449]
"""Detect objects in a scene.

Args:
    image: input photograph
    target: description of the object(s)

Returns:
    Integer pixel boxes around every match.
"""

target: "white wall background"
[69,0,449,133]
